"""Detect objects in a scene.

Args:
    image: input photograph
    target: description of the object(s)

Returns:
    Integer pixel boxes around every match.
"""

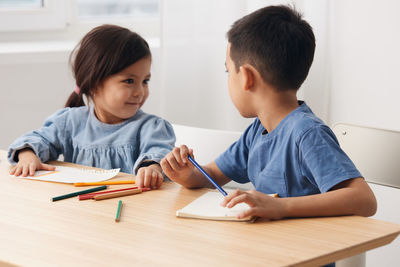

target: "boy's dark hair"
[227,5,315,91]
[65,24,151,108]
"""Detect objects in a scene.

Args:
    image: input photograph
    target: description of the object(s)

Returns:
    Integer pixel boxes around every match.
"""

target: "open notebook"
[176,191,254,222]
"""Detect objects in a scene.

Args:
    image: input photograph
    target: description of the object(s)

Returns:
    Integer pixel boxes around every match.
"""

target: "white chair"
[333,123,400,267]
[171,124,255,190]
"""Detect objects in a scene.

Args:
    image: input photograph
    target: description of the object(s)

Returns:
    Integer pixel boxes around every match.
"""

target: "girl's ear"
[239,64,258,91]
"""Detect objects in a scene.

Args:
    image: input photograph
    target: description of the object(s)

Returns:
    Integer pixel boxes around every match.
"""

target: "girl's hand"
[220,189,286,220]
[9,148,55,177]
[136,164,163,189]
[160,145,196,184]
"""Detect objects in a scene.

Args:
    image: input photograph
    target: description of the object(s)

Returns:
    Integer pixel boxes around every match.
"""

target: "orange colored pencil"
[74,180,135,187]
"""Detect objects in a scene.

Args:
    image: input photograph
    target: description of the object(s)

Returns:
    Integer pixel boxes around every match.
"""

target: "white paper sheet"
[13,165,120,183]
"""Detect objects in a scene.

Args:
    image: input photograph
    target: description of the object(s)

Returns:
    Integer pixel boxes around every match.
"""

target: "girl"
[8,24,175,189]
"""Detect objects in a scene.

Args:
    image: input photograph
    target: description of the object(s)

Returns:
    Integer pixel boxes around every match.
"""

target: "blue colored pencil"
[187,155,227,196]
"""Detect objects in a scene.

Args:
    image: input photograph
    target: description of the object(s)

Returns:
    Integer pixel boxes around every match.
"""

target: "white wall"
[0,50,73,150]
[160,0,252,132]
[329,0,400,131]
[160,0,333,131]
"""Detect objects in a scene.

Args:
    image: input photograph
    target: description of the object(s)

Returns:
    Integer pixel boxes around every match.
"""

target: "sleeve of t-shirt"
[134,117,176,174]
[215,120,258,184]
[299,125,362,193]
[7,108,69,164]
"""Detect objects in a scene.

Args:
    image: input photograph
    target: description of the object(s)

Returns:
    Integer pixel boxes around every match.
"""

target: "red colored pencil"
[78,187,140,200]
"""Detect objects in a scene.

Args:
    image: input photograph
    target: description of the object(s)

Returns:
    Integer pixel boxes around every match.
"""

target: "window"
[0,0,43,9]
[0,0,159,37]
[72,0,160,39]
[0,0,68,32]
[76,0,159,20]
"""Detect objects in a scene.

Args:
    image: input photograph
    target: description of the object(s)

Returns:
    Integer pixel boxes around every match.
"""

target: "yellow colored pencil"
[34,170,60,178]
[74,180,135,187]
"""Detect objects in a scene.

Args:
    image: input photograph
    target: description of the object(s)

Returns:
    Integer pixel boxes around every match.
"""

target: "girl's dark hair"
[65,24,151,108]
[227,5,315,91]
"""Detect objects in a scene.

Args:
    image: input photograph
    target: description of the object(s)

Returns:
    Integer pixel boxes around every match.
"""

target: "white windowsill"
[0,41,77,54]
[0,38,160,65]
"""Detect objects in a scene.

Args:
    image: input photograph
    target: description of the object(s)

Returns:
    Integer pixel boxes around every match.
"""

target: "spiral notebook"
[176,191,254,222]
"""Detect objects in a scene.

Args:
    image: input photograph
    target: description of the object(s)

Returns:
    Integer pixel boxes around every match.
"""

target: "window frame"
[0,0,69,32]
[0,0,160,41]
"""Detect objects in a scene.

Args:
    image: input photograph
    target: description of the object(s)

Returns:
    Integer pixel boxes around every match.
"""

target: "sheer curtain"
[160,0,251,132]
[159,0,330,131]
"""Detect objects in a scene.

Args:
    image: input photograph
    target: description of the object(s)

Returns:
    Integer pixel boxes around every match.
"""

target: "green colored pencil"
[51,185,107,202]
[115,200,123,222]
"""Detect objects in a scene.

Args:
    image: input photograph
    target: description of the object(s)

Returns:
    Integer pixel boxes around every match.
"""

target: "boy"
[161,5,376,221]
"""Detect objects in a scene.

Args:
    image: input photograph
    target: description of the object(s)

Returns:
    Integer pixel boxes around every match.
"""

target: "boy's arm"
[222,177,377,219]
[160,146,231,188]
[283,177,377,217]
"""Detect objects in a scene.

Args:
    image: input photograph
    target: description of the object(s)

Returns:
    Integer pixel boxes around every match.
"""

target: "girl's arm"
[135,117,176,189]
[135,162,164,189]
[9,148,55,176]
[8,108,69,167]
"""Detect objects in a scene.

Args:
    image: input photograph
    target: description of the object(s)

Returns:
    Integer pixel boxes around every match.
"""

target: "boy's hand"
[9,148,55,177]
[136,164,163,189]
[221,189,285,220]
[160,145,196,184]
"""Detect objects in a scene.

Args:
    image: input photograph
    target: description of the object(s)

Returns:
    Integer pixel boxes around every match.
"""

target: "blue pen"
[187,155,227,196]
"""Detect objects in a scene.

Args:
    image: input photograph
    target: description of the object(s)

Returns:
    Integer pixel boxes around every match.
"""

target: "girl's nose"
[132,86,144,98]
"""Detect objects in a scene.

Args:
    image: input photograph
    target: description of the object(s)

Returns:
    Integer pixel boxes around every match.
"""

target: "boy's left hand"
[221,189,285,220]
[136,164,163,190]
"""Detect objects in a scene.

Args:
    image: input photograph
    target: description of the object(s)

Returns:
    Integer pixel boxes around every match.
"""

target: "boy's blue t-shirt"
[215,102,362,197]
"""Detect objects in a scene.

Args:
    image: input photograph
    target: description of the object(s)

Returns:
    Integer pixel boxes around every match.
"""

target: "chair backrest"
[171,124,254,190]
[332,123,400,267]
[332,123,400,188]
[172,124,242,165]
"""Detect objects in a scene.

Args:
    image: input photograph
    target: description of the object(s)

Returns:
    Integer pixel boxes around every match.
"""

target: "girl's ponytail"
[64,86,85,108]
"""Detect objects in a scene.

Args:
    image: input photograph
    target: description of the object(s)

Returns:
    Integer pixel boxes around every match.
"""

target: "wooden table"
[0,150,399,267]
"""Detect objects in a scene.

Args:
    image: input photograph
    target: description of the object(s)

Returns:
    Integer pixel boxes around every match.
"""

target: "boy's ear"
[239,64,258,91]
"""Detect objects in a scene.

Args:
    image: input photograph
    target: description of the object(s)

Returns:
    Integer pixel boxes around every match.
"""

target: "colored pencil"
[74,180,135,187]
[94,188,146,201]
[78,186,139,200]
[187,155,227,196]
[51,185,107,202]
[34,170,60,178]
[115,200,123,222]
